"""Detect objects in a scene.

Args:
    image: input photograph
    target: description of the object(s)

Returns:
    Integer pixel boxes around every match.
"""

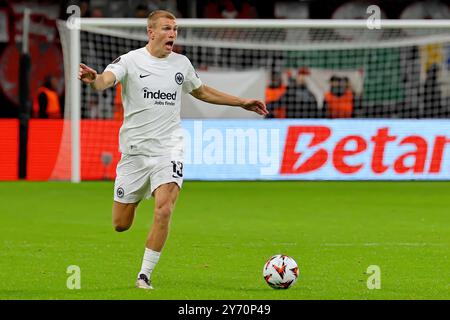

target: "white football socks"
[138,248,161,280]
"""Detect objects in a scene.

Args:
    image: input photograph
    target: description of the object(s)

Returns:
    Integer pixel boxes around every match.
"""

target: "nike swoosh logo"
[140,74,151,78]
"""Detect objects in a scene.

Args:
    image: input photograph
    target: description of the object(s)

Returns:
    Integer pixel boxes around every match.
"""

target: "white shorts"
[113,154,184,203]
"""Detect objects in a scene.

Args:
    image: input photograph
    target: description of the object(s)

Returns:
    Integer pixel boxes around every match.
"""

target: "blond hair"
[147,10,176,29]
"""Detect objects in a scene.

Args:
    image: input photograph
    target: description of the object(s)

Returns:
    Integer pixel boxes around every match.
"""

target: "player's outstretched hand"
[241,99,269,116]
[79,63,98,84]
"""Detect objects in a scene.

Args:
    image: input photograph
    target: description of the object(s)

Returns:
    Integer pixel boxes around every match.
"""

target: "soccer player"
[78,10,267,289]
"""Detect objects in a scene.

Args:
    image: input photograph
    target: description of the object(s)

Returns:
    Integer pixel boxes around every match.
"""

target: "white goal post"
[57,18,450,182]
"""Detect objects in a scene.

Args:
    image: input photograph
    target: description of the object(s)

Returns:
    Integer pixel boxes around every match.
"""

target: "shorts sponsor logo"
[116,187,124,198]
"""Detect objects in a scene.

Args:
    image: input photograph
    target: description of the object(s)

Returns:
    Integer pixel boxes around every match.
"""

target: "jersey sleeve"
[182,60,202,94]
[104,55,127,85]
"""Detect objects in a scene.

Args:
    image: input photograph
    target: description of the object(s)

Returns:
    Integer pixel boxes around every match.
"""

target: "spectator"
[79,0,91,17]
[220,0,238,19]
[269,67,320,118]
[147,0,181,17]
[422,63,442,117]
[32,75,62,119]
[265,71,287,118]
[203,0,221,18]
[91,7,104,18]
[237,2,258,19]
[114,83,124,121]
[135,4,149,18]
[324,75,354,118]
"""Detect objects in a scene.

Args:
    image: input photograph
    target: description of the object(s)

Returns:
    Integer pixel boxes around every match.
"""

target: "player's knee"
[154,203,173,225]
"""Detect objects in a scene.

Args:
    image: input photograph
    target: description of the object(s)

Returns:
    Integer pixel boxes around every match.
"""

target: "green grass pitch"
[0,181,449,300]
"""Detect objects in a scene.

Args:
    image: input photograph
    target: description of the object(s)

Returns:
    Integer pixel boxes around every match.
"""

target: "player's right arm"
[78,63,116,91]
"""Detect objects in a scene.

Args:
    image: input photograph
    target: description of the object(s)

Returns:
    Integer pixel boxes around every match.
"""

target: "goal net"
[56,19,450,181]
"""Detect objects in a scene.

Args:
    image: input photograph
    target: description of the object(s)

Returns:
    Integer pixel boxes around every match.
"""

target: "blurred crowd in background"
[58,0,450,20]
[0,0,449,120]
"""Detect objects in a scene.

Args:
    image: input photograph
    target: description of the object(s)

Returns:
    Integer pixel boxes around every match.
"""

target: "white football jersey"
[104,47,202,157]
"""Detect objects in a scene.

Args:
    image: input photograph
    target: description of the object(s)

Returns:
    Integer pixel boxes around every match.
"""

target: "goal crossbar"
[79,18,450,29]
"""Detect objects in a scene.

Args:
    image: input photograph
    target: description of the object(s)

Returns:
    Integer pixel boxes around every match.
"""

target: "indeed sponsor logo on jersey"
[142,88,177,101]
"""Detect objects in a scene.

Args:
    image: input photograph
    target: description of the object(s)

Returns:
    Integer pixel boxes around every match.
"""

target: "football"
[263,254,299,289]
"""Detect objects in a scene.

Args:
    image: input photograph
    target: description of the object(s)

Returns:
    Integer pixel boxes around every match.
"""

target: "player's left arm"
[190,84,268,116]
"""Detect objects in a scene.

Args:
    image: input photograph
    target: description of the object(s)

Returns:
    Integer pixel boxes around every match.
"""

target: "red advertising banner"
[280,125,450,176]
[1,119,449,181]
[0,119,18,180]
